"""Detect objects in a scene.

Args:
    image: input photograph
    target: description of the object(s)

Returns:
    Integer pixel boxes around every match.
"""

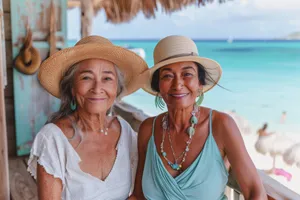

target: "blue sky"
[67,0,300,40]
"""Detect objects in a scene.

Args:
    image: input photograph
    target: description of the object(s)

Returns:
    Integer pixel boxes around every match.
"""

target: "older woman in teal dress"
[129,35,267,200]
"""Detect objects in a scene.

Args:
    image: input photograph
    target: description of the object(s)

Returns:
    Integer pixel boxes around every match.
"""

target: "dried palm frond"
[141,0,158,18]
[92,0,141,23]
[70,0,230,23]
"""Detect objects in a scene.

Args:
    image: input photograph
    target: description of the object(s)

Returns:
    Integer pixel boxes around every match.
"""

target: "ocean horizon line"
[68,38,300,43]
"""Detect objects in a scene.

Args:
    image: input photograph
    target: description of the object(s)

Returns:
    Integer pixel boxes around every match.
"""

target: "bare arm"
[37,164,63,200]
[129,118,154,200]
[219,113,267,200]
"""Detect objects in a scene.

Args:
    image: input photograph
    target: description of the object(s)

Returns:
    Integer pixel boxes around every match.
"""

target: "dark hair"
[151,62,212,92]
[262,123,268,130]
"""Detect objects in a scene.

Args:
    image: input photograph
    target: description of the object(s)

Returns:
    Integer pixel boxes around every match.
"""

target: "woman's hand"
[37,164,63,200]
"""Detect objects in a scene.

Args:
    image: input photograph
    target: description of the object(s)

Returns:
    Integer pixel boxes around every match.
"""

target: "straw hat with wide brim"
[142,35,222,95]
[38,35,148,98]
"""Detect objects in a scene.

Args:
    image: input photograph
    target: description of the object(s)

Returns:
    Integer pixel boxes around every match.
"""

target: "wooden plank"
[5,96,16,156]
[3,0,14,157]
[4,12,10,40]
[9,158,38,200]
[5,96,13,120]
[5,39,12,67]
[3,0,9,12]
[10,0,67,156]
[0,0,10,199]
[68,0,80,8]
[4,67,12,97]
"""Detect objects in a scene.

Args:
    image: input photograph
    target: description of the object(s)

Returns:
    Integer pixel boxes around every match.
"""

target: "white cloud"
[288,20,300,27]
[252,0,300,10]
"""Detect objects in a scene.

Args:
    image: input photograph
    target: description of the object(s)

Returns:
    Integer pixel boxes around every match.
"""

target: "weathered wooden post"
[80,0,93,37]
[0,0,9,199]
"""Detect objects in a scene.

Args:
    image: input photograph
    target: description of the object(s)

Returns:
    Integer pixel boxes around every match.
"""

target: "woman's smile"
[168,93,189,99]
[87,97,107,102]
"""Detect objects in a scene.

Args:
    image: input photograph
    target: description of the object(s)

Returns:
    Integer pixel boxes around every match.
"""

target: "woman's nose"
[172,76,183,90]
[91,81,103,93]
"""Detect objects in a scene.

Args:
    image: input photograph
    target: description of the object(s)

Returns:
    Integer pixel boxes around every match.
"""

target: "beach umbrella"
[283,143,300,168]
[225,110,253,135]
[255,134,295,169]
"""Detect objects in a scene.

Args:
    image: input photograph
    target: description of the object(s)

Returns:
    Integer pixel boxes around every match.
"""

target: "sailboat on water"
[227,36,234,43]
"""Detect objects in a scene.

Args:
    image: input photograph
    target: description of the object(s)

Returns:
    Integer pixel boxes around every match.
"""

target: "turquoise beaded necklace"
[160,104,199,171]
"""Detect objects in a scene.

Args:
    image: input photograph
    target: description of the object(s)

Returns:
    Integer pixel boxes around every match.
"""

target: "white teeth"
[171,94,187,97]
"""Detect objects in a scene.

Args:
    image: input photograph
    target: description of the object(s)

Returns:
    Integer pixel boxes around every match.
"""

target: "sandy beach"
[242,130,300,195]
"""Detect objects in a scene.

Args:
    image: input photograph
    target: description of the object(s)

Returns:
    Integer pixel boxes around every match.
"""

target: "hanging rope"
[14,27,41,75]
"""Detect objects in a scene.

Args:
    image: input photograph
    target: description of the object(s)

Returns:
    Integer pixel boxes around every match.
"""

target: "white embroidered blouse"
[27,116,138,200]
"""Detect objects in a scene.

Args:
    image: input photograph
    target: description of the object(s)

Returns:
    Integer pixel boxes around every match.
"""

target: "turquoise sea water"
[68,40,300,133]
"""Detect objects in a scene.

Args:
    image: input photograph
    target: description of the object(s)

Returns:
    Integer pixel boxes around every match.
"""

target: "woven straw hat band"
[154,36,199,64]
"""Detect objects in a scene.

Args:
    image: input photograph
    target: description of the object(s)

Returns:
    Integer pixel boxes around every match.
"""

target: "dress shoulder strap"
[209,109,213,135]
[152,116,158,136]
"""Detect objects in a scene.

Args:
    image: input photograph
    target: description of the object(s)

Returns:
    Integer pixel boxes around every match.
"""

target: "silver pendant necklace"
[160,104,200,171]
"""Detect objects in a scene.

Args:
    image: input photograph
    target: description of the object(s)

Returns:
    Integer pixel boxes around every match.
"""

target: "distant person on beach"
[257,123,274,137]
[280,111,287,124]
[130,35,267,200]
[255,123,275,155]
[255,123,292,181]
[27,36,148,200]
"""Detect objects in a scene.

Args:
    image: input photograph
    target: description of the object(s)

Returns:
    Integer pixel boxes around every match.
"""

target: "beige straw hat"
[142,35,222,95]
[38,35,148,98]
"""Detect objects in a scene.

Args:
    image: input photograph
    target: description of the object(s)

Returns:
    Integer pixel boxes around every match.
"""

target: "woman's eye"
[82,76,91,80]
[104,77,113,81]
[162,74,173,79]
[184,73,193,77]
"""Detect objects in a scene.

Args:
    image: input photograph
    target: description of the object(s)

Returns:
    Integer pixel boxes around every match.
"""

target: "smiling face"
[72,59,118,114]
[159,61,202,109]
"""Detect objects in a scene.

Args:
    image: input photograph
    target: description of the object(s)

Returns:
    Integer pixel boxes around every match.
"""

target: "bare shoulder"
[138,114,165,147]
[54,116,75,138]
[213,110,235,125]
[138,117,155,143]
[211,110,239,137]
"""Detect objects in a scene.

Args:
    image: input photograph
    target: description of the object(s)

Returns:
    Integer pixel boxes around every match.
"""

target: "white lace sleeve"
[27,124,65,185]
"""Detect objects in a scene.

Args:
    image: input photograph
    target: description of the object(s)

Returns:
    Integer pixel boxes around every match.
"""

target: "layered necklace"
[160,104,199,171]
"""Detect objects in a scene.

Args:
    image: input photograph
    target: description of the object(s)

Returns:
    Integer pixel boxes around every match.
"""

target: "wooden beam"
[0,0,10,199]
[4,12,11,40]
[68,1,81,9]
[2,0,9,12]
[81,0,94,38]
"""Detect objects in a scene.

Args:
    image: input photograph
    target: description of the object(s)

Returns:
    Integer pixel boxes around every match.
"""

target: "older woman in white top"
[27,36,148,200]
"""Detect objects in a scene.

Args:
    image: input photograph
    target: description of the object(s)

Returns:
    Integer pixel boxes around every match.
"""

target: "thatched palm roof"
[68,0,228,24]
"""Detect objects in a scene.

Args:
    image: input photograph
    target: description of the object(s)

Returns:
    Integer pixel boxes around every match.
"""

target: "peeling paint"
[11,0,67,156]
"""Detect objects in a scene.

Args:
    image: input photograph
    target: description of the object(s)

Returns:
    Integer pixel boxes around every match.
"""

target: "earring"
[196,90,204,106]
[155,93,165,110]
[70,97,77,111]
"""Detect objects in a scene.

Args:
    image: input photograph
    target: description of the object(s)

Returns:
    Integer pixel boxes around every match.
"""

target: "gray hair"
[47,62,125,123]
